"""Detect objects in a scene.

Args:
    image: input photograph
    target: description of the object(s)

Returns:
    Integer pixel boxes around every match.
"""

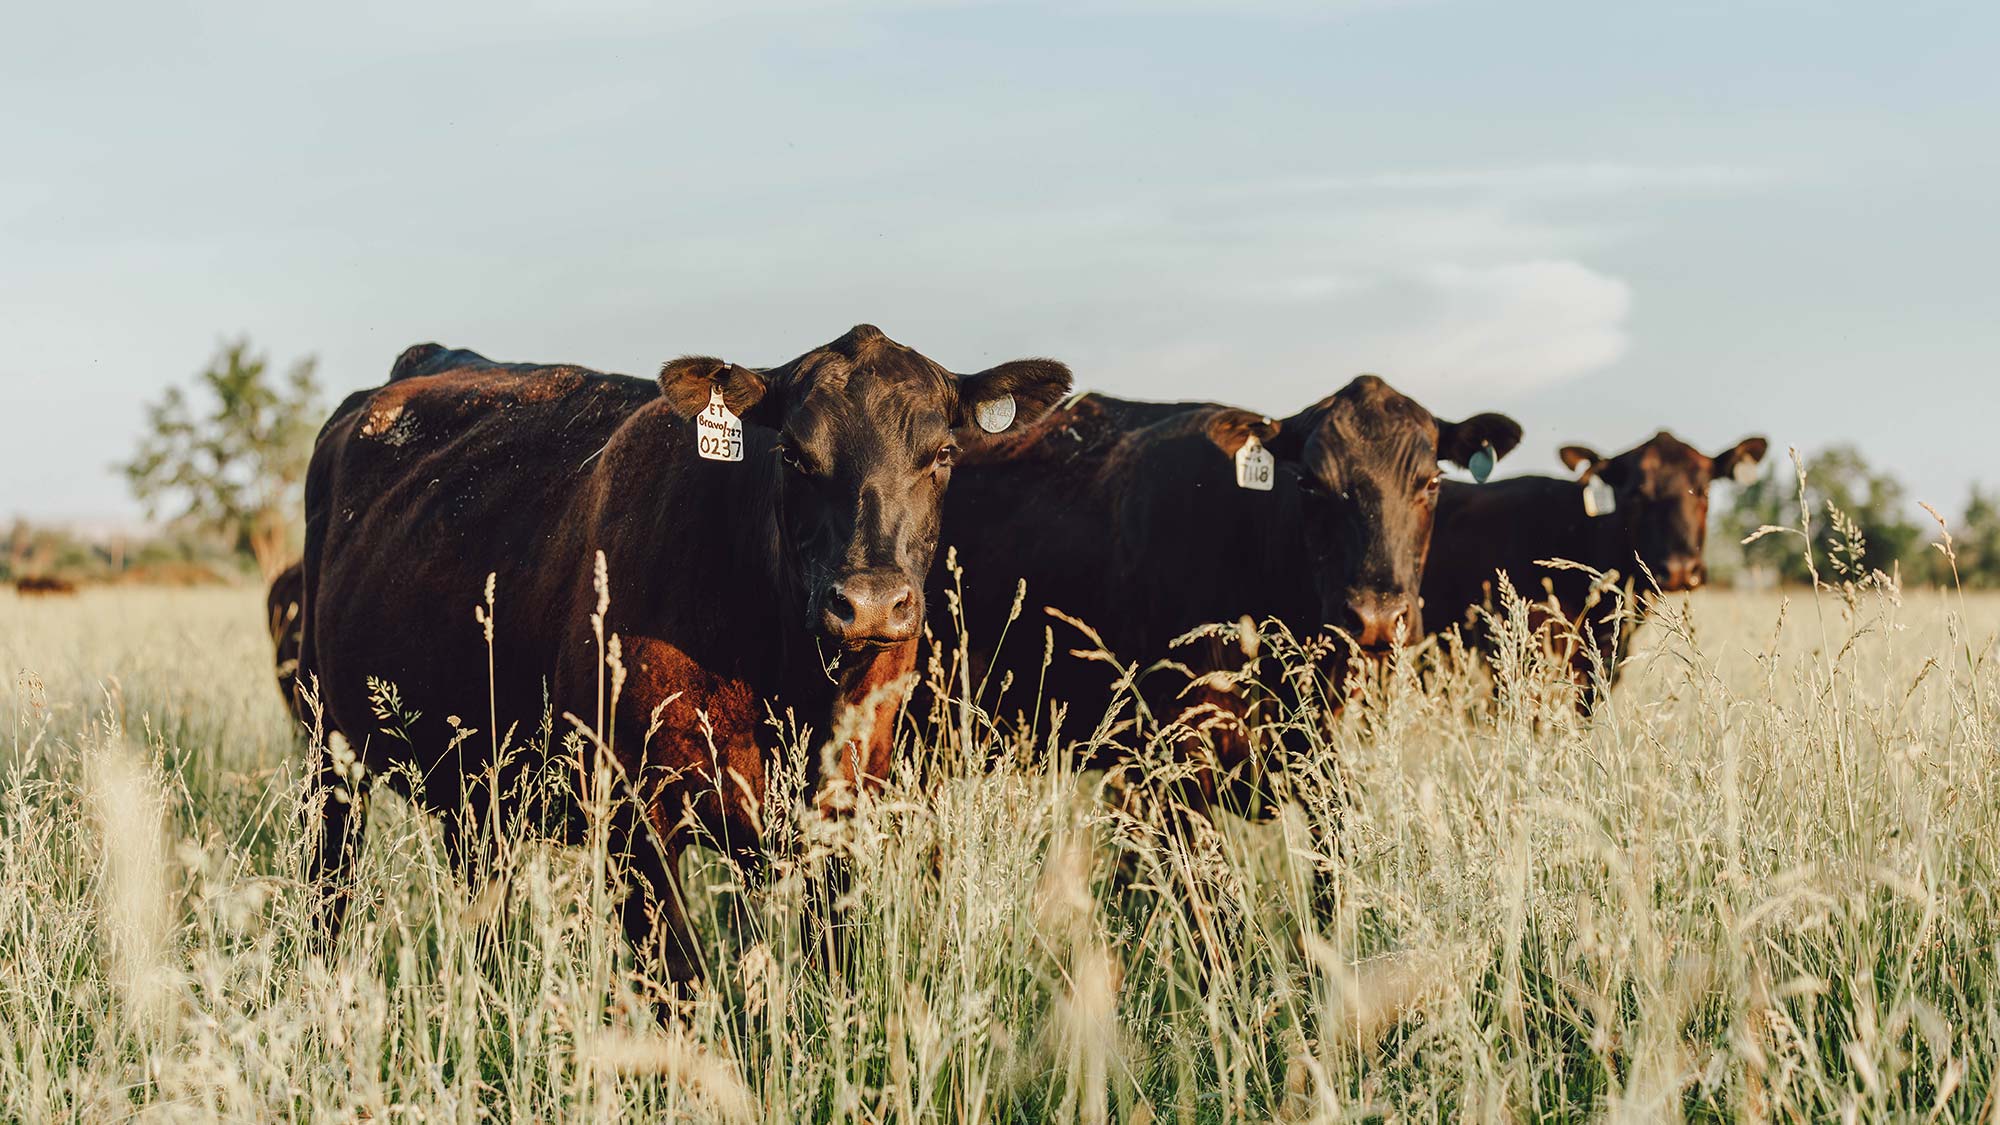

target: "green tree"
[121,340,321,579]
[1723,444,1925,586]
[1946,485,2000,588]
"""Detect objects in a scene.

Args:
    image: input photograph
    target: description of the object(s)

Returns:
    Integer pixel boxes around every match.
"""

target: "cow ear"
[957,358,1072,438]
[1437,412,1524,470]
[1713,436,1769,484]
[1559,445,1604,474]
[658,356,771,421]
[1203,410,1281,458]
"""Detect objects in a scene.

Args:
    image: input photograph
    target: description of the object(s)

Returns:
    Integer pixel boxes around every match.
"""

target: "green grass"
[2,575,1997,1122]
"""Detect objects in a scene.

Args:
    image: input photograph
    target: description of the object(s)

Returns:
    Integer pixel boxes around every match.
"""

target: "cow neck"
[1533,476,1644,611]
[1585,489,1643,577]
[1162,477,1316,634]
[608,440,794,685]
[797,636,918,800]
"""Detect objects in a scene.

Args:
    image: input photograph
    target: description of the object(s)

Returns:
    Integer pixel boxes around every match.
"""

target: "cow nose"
[1345,592,1412,650]
[1662,557,1705,591]
[822,571,920,646]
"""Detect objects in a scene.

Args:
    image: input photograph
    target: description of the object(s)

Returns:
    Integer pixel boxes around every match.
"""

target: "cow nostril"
[822,575,919,642]
[1345,595,1413,648]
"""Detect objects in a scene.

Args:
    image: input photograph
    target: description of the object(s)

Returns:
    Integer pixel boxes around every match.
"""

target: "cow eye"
[779,443,812,476]
[1423,473,1443,497]
[933,443,959,470]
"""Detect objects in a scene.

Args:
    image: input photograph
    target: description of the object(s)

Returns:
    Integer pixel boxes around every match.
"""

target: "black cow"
[930,376,1521,828]
[294,326,1070,990]
[1419,430,1768,711]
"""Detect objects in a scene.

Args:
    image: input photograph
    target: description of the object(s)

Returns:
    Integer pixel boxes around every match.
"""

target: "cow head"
[1261,376,1522,650]
[661,325,1071,651]
[1559,431,1768,592]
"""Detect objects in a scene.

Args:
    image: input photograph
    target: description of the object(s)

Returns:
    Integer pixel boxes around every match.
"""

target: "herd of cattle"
[263,324,1765,991]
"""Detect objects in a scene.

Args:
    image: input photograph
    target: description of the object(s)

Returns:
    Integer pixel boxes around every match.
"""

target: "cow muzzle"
[820,570,921,648]
[1342,592,1413,652]
[1660,556,1706,592]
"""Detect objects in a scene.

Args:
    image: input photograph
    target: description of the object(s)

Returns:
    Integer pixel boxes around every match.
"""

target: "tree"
[1945,485,2000,588]
[1723,444,1924,586]
[122,340,321,580]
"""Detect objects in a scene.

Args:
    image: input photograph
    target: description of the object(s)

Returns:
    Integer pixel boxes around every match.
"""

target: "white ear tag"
[1733,457,1760,485]
[695,384,743,462]
[1467,441,1496,484]
[1582,477,1617,518]
[1235,435,1275,491]
[974,394,1016,434]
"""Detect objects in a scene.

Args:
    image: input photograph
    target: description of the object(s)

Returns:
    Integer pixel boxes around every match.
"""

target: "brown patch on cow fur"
[359,403,418,445]
[819,640,919,813]
[616,637,767,842]
[361,368,591,443]
[505,367,590,404]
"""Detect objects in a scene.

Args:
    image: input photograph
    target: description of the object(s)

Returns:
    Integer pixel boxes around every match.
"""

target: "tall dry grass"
[2,544,1997,1120]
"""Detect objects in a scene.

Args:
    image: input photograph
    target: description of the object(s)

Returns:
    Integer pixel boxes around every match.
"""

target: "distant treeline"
[10,442,1998,592]
[1713,443,2000,589]
[1,520,248,587]
[11,333,1999,592]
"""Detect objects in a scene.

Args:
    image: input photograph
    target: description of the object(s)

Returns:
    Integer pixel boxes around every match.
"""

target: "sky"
[3,0,1995,528]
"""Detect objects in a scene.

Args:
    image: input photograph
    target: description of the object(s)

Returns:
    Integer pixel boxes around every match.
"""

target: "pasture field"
[2,575,1997,1122]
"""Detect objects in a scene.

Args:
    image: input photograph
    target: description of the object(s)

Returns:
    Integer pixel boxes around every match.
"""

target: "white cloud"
[1222,273,1370,304]
[1230,162,1777,202]
[1387,260,1633,390]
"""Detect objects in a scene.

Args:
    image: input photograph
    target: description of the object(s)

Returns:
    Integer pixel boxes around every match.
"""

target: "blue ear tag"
[1467,442,1496,484]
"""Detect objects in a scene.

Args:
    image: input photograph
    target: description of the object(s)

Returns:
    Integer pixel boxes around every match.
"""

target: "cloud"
[1229,162,1777,202]
[1127,163,1759,398]
[1385,260,1633,390]
[1108,259,1632,407]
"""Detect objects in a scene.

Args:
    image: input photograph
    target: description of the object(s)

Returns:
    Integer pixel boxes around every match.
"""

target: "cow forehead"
[1630,432,1713,484]
[1313,386,1438,477]
[1634,431,1706,464]
[786,362,956,452]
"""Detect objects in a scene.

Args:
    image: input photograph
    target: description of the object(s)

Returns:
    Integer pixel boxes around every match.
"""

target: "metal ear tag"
[695,384,743,462]
[1583,477,1616,518]
[1235,435,1275,491]
[1467,441,1496,484]
[975,394,1016,434]
[1733,457,1759,485]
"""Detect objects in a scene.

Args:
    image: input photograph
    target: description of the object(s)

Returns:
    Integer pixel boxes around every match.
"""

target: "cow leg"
[610,807,703,1000]
[302,741,369,951]
[723,841,768,948]
[804,855,855,979]
[1104,751,1239,982]
[1305,807,1347,922]
[1106,675,1234,898]
[1570,658,1605,717]
[1153,783,1242,983]
[438,782,519,928]
[1569,610,1626,718]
